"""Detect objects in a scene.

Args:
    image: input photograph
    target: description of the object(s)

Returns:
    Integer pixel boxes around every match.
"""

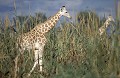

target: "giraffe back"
[17,31,46,50]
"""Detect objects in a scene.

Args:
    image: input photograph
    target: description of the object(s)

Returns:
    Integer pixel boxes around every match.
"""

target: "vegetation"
[0,10,120,78]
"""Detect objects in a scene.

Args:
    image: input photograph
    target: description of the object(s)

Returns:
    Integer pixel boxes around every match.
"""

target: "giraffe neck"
[104,19,110,28]
[32,11,62,34]
[99,19,111,35]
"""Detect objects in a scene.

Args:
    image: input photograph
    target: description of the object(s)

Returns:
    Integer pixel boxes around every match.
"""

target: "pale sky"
[0,0,116,20]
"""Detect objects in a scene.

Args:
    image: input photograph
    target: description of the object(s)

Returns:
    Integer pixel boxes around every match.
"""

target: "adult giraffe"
[16,6,71,76]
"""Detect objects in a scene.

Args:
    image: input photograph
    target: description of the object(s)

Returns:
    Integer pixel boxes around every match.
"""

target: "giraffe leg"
[28,42,45,76]
[38,47,43,72]
[34,42,44,72]
[28,49,39,76]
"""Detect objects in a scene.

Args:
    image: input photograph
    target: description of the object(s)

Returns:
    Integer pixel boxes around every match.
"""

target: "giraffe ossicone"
[16,6,71,77]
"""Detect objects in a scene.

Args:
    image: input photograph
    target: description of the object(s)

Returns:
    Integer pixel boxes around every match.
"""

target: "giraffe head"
[107,15,114,22]
[60,6,72,19]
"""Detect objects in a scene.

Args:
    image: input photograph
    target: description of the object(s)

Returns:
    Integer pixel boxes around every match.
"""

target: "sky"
[0,0,117,20]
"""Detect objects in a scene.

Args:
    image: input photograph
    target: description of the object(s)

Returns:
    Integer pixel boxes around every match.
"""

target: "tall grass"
[0,10,120,78]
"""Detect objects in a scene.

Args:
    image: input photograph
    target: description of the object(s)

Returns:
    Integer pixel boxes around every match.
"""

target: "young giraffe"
[17,6,71,76]
[99,15,114,36]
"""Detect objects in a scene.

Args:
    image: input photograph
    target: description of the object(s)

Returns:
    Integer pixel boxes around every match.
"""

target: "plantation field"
[0,11,120,78]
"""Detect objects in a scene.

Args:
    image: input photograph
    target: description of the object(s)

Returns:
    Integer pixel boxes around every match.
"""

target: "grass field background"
[0,2,120,78]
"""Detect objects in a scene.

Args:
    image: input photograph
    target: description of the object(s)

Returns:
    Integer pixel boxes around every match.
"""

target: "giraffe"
[99,15,114,36]
[16,6,71,76]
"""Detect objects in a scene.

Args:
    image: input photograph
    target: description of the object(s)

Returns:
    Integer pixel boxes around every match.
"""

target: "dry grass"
[0,8,120,78]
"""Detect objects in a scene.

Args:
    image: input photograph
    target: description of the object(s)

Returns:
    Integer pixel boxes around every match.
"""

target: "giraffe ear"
[62,6,65,7]
[60,6,65,12]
